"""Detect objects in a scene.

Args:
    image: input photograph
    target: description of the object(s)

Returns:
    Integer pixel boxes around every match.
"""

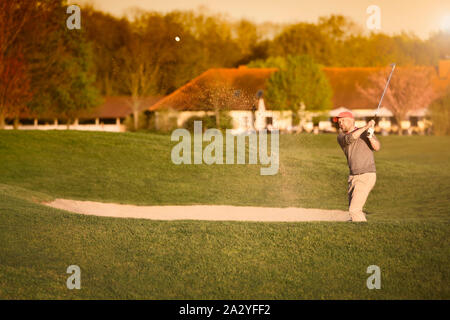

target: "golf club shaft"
[375,63,396,118]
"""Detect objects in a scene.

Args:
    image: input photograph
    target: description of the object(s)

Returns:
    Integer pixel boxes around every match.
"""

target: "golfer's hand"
[367,127,375,138]
[366,120,375,129]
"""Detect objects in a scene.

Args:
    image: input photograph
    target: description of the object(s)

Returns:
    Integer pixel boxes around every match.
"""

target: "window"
[78,118,96,124]
[410,117,419,126]
[101,118,117,125]
[20,118,35,125]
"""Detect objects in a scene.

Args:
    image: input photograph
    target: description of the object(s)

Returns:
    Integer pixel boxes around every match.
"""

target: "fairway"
[0,131,449,299]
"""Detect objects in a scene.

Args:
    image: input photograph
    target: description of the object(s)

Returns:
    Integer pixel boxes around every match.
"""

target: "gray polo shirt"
[337,128,377,175]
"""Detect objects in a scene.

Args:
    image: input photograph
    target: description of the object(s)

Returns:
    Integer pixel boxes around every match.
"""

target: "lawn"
[0,130,449,299]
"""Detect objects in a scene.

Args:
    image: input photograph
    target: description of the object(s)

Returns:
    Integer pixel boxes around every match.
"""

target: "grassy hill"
[0,130,449,299]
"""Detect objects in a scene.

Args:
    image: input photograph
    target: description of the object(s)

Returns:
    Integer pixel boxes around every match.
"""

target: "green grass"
[0,130,449,299]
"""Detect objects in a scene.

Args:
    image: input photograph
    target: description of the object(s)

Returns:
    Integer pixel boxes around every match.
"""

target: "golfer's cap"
[333,111,354,123]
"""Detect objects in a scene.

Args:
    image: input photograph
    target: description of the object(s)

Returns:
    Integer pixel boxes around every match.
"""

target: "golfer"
[334,111,381,222]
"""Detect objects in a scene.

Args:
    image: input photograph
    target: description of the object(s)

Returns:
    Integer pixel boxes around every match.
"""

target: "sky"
[75,0,450,39]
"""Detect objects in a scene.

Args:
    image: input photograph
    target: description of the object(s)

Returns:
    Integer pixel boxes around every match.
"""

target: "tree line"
[84,7,450,97]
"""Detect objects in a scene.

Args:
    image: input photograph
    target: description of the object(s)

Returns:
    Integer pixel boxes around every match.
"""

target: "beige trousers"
[347,172,376,222]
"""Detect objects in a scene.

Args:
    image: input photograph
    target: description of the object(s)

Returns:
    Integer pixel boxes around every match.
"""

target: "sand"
[43,198,352,222]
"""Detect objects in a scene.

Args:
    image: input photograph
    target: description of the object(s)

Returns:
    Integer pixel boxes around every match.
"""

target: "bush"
[183,115,215,132]
[312,115,329,126]
[124,111,153,132]
[430,91,450,135]
[217,111,233,130]
[151,109,178,133]
[183,112,233,132]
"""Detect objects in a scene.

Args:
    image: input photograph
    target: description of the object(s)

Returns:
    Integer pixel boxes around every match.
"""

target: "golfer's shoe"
[350,211,367,222]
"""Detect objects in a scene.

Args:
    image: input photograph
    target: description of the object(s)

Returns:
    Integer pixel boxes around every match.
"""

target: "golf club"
[374,63,396,119]
[367,63,396,137]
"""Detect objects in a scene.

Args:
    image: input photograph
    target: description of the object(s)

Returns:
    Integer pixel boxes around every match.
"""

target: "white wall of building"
[159,107,293,132]
[3,117,126,132]
[3,124,126,132]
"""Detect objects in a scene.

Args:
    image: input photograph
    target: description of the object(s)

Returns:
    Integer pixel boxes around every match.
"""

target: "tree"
[164,8,242,83]
[429,89,450,136]
[357,66,437,134]
[26,2,101,126]
[270,23,334,65]
[330,32,440,67]
[0,0,35,128]
[118,12,188,130]
[233,19,259,64]
[0,0,34,58]
[318,15,361,42]
[428,31,450,60]
[49,39,102,127]
[247,56,287,69]
[185,74,248,128]
[0,52,32,129]
[145,13,202,93]
[119,32,158,131]
[82,6,132,96]
[317,15,362,66]
[0,0,101,128]
[263,55,333,112]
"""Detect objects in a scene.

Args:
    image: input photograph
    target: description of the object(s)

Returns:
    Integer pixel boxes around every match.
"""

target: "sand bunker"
[43,199,351,222]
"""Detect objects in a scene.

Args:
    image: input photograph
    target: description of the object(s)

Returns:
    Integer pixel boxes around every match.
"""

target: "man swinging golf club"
[334,63,395,222]
[334,112,380,222]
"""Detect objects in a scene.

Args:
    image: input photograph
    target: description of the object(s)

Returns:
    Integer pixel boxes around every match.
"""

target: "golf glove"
[367,127,375,139]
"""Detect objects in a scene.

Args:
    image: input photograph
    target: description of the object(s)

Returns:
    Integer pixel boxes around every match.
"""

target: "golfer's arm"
[350,125,369,140]
[369,136,381,151]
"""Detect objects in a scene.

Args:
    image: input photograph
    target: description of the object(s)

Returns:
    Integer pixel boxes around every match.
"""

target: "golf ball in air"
[175,36,180,42]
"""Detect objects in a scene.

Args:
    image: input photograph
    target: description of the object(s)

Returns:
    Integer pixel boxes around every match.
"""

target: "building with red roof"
[5,96,163,132]
[150,61,450,134]
[6,61,450,133]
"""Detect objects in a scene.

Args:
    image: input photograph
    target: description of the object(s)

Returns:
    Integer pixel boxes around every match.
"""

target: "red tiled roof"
[325,66,450,109]
[150,67,278,111]
[323,67,382,109]
[18,96,163,119]
[79,96,163,118]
